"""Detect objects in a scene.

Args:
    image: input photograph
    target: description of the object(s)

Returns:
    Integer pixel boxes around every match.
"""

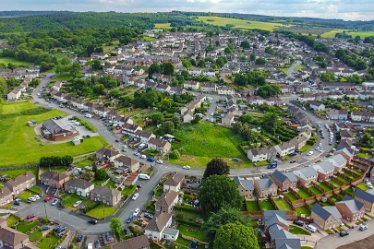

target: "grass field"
[197,16,290,31]
[273,198,292,210]
[321,29,374,39]
[308,186,322,195]
[295,206,311,216]
[86,204,117,219]
[356,182,369,191]
[0,57,34,67]
[319,182,332,191]
[154,23,171,29]
[169,122,251,168]
[297,188,311,198]
[0,101,107,166]
[259,200,276,210]
[37,232,60,249]
[178,224,208,242]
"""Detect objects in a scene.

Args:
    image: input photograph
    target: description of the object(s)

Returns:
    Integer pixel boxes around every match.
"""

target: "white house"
[64,179,94,197]
[163,173,185,192]
[144,213,179,241]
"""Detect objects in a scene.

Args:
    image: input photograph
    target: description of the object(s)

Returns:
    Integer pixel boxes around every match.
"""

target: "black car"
[293,220,304,227]
[290,160,296,163]
[76,234,83,242]
[339,230,349,237]
[88,219,98,225]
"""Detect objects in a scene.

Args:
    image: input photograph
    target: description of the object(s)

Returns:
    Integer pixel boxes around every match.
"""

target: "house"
[268,224,301,249]
[0,187,13,207]
[51,81,63,92]
[134,130,156,143]
[4,172,36,195]
[144,213,179,241]
[163,173,184,192]
[64,179,94,197]
[311,203,342,230]
[148,138,171,154]
[218,86,235,95]
[312,161,335,181]
[271,170,298,191]
[96,147,120,161]
[183,81,200,90]
[0,218,37,249]
[254,178,277,199]
[90,186,122,206]
[309,101,325,111]
[112,155,140,173]
[122,123,142,135]
[327,109,348,120]
[233,176,254,200]
[40,171,70,189]
[371,167,374,182]
[293,167,318,187]
[7,86,22,101]
[247,147,269,162]
[354,189,374,214]
[327,154,347,172]
[336,196,365,223]
[41,119,78,141]
[155,190,179,214]
[111,235,150,249]
[201,83,217,93]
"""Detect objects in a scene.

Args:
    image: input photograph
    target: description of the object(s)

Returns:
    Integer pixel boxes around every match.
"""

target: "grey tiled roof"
[256,178,275,189]
[338,197,365,213]
[233,176,254,191]
[355,189,374,204]
[272,170,297,183]
[264,210,287,227]
[293,167,317,180]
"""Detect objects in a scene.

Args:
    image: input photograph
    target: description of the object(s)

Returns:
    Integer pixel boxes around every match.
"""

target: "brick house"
[336,197,365,223]
[40,171,70,189]
[155,190,179,214]
[233,176,254,200]
[254,178,277,199]
[293,167,318,187]
[312,161,335,181]
[354,189,374,214]
[311,203,342,230]
[271,170,298,191]
[4,172,36,195]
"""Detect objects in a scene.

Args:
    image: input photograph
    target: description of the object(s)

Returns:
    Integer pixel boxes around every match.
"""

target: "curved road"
[19,73,334,234]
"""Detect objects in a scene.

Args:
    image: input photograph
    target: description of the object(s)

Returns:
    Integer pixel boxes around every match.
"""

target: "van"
[305,224,317,233]
[87,243,93,249]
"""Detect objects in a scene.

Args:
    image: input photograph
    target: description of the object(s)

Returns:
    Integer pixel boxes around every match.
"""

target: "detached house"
[163,173,184,192]
[247,147,270,163]
[148,138,171,154]
[293,167,318,187]
[155,190,179,214]
[354,189,374,214]
[64,179,94,197]
[311,203,342,230]
[144,213,179,241]
[271,170,298,191]
[40,171,70,189]
[254,178,277,199]
[312,161,335,181]
[90,186,121,206]
[336,196,365,223]
[112,155,140,173]
[96,147,120,161]
[233,176,254,200]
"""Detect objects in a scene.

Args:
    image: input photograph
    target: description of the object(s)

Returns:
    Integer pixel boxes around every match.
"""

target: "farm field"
[0,57,34,67]
[154,23,171,29]
[0,101,107,166]
[321,29,374,39]
[197,16,291,32]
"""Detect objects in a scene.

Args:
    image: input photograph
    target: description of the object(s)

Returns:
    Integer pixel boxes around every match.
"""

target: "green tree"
[160,121,175,134]
[214,223,259,249]
[204,207,243,240]
[70,62,82,78]
[91,59,103,70]
[255,58,266,65]
[256,84,281,98]
[148,63,161,77]
[320,71,336,82]
[199,175,243,214]
[148,112,164,125]
[110,218,123,241]
[95,169,108,180]
[240,40,251,49]
[203,158,230,179]
[162,62,175,76]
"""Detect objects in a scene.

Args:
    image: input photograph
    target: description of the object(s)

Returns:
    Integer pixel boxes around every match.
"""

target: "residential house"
[134,130,156,143]
[312,161,335,181]
[327,154,348,172]
[144,213,179,241]
[111,235,150,249]
[4,172,36,195]
[0,188,13,207]
[268,224,301,249]
[254,178,277,199]
[148,138,171,154]
[40,171,70,189]
[122,123,142,135]
[233,176,254,200]
[64,179,94,197]
[112,155,140,173]
[96,147,120,161]
[247,147,270,163]
[201,83,217,93]
[271,170,298,191]
[354,189,374,214]
[51,81,63,92]
[155,190,179,214]
[0,218,37,249]
[41,119,78,141]
[293,167,318,187]
[327,109,348,121]
[218,86,235,95]
[90,186,122,206]
[311,203,342,230]
[7,86,22,101]
[351,111,374,123]
[371,167,374,182]
[163,173,184,192]
[309,101,325,111]
[336,196,365,223]
[183,81,200,90]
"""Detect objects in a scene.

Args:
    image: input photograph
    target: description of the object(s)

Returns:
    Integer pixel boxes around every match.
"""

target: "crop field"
[197,16,291,31]
[0,101,107,166]
[321,29,374,39]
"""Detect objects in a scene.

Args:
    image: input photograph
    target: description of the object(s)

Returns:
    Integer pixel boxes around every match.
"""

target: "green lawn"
[295,206,311,217]
[356,182,369,191]
[335,176,349,184]
[170,122,251,168]
[297,189,311,198]
[0,102,107,166]
[37,233,60,249]
[16,220,39,234]
[319,182,332,192]
[0,57,34,67]
[308,186,322,195]
[121,185,137,198]
[7,215,20,227]
[154,23,172,29]
[259,200,276,210]
[197,16,291,31]
[29,186,42,194]
[285,192,299,201]
[289,225,311,235]
[300,145,312,152]
[178,224,208,242]
[29,230,43,242]
[358,153,371,159]
[301,246,314,249]
[86,204,117,219]
[175,237,205,249]
[17,190,36,200]
[321,29,374,39]
[328,180,341,188]
[273,198,292,210]
[0,168,38,179]
[74,159,94,167]
[246,200,261,211]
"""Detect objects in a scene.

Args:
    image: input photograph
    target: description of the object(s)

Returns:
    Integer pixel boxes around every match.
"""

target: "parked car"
[339,230,349,237]
[105,232,113,242]
[290,160,296,163]
[144,212,153,219]
[44,196,52,202]
[293,220,304,227]
[359,224,368,231]
[51,198,59,206]
[76,234,83,242]
[133,208,140,217]
[14,201,21,206]
[132,193,140,200]
[183,165,191,170]
[26,214,35,220]
[34,195,40,200]
[95,240,101,248]
[28,196,36,202]
[147,157,155,162]
[138,174,150,180]
[73,200,82,208]
[305,224,317,233]
[126,214,133,224]
[40,225,49,231]
[88,219,98,225]
[140,155,147,159]
[307,151,314,156]
[115,139,120,143]
[156,159,163,164]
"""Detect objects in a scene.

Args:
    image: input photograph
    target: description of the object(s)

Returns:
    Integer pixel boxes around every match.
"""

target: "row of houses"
[0,218,37,249]
[6,79,30,101]
[180,95,206,123]
[0,172,36,206]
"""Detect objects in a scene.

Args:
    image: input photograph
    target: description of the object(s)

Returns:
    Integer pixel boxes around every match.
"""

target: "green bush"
[169,150,180,159]
[74,117,97,132]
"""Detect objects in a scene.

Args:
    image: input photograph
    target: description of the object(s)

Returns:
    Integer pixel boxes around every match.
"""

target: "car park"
[132,193,140,200]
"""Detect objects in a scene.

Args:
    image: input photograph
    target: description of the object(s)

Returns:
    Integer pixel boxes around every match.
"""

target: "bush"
[169,150,180,159]
[39,156,73,167]
[74,117,97,132]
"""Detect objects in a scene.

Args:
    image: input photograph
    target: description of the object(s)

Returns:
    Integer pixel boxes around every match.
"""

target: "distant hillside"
[0,11,65,18]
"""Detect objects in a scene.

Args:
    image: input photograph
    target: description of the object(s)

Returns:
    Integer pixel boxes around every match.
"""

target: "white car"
[307,151,314,156]
[73,200,82,208]
[359,224,368,231]
[140,155,147,159]
[28,196,36,202]
[156,160,163,164]
[51,199,59,206]
[133,208,140,216]
[132,193,140,200]
[183,165,191,170]
[34,195,40,200]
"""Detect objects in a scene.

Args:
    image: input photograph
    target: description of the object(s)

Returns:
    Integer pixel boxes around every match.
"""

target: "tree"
[204,207,243,240]
[320,71,336,82]
[256,84,281,98]
[203,158,230,178]
[240,40,251,49]
[160,121,174,134]
[148,63,161,77]
[169,150,180,159]
[148,112,164,125]
[162,62,175,76]
[91,59,102,70]
[70,62,81,78]
[95,169,108,180]
[214,223,259,249]
[199,175,243,214]
[110,218,123,241]
[255,58,266,65]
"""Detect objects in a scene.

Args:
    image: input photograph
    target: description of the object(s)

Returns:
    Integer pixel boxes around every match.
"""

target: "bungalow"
[40,171,70,189]
[111,235,150,249]
[309,101,325,111]
[96,147,120,161]
[233,176,254,200]
[41,119,78,141]
[144,213,179,241]
[5,172,36,195]
[64,179,94,197]
[254,178,277,199]
[134,130,156,143]
[311,203,342,230]
[336,196,365,223]
[155,190,179,214]
[354,189,374,214]
[293,167,318,187]
[112,155,140,173]
[271,170,298,191]
[312,161,335,181]
[90,186,122,206]
[148,138,171,154]
[163,173,184,192]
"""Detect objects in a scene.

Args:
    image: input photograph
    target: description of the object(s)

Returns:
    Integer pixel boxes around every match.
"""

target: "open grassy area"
[295,206,311,217]
[0,57,34,67]
[300,145,312,152]
[259,200,276,210]
[154,23,171,29]
[17,190,36,200]
[197,16,290,31]
[121,185,137,198]
[0,102,107,166]
[7,215,20,227]
[273,198,292,210]
[289,225,311,235]
[246,200,261,211]
[86,204,117,219]
[297,189,311,198]
[328,180,341,188]
[285,192,299,201]
[178,224,208,242]
[37,232,60,249]
[170,122,251,168]
[321,29,374,39]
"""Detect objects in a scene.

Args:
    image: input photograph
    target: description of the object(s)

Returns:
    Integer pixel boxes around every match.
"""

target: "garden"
[259,200,276,210]
[273,198,292,211]
[86,204,117,219]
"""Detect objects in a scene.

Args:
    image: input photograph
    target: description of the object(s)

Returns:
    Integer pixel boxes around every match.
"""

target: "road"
[25,74,336,234]
[286,60,302,78]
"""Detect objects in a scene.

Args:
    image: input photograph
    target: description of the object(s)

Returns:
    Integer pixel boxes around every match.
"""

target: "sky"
[0,0,374,21]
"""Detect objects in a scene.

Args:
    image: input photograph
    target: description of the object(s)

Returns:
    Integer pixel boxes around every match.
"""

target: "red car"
[44,196,52,202]
[26,214,35,220]
[115,139,120,143]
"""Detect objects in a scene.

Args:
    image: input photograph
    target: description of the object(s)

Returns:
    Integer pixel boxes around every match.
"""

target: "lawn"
[297,189,311,198]
[7,215,20,227]
[356,182,369,191]
[328,180,341,188]
[175,237,205,249]
[335,176,349,184]
[74,159,94,167]
[285,192,299,201]
[37,232,60,249]
[246,200,261,211]
[0,57,34,67]
[319,182,332,192]
[86,204,117,219]
[0,102,107,166]
[17,190,36,200]
[295,206,311,217]
[154,23,171,29]
[300,145,312,152]
[0,168,38,179]
[358,153,371,159]
[321,29,374,39]
[308,186,322,195]
[178,224,208,242]
[170,122,252,168]
[197,16,291,31]
[121,185,137,198]
[273,198,292,211]
[259,200,276,210]
[289,225,311,235]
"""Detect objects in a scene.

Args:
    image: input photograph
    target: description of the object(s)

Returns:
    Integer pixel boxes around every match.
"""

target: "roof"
[149,138,170,148]
[5,172,35,190]
[327,154,347,168]
[145,212,172,232]
[135,129,154,139]
[65,179,93,190]
[164,228,179,237]
[0,227,29,247]
[355,189,374,204]
[114,155,139,166]
[264,210,287,227]
[311,203,332,221]
[164,173,184,187]
[111,235,150,249]
[233,176,254,191]
[40,171,69,182]
[272,170,297,183]
[323,206,342,220]
[42,119,74,134]
[293,167,317,180]
[312,161,335,174]
[256,178,275,189]
[337,197,365,213]
[155,190,178,213]
[96,147,119,158]
[91,186,121,199]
